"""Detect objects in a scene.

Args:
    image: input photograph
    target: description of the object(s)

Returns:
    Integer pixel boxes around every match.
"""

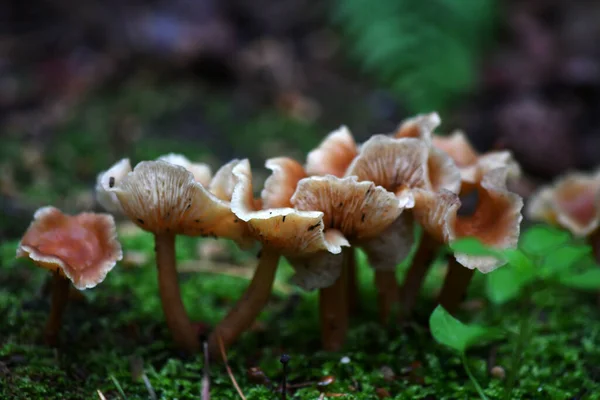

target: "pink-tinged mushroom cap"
[95,158,132,214]
[105,160,253,247]
[262,157,307,208]
[16,206,123,289]
[413,167,523,273]
[393,112,442,144]
[158,153,212,186]
[305,126,358,177]
[526,170,600,236]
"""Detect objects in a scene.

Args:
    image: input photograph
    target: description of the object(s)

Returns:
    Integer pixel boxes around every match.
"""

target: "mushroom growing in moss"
[412,167,523,313]
[16,206,122,345]
[526,170,600,260]
[211,157,406,352]
[97,157,254,352]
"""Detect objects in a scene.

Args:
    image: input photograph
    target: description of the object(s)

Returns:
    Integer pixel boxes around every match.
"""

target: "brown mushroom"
[16,206,122,345]
[346,132,461,322]
[412,167,523,313]
[526,170,600,260]
[97,158,253,352]
[214,157,405,351]
[306,126,358,178]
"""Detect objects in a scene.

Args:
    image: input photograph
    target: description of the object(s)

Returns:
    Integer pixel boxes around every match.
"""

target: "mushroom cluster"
[17,112,523,354]
[526,170,600,261]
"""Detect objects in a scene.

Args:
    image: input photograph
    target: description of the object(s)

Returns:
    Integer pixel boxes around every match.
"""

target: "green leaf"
[486,265,535,305]
[556,269,600,290]
[429,305,504,353]
[449,237,501,257]
[502,249,535,271]
[539,246,590,278]
[520,225,571,256]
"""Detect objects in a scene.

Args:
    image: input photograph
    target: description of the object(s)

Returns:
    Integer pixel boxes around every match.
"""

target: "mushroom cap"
[262,157,307,208]
[107,160,253,246]
[95,158,132,214]
[305,125,358,177]
[158,153,212,186]
[526,170,600,236]
[413,167,523,273]
[16,206,123,289]
[393,112,441,144]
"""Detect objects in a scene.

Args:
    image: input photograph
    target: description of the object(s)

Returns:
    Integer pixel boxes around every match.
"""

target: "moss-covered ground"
[2,227,600,399]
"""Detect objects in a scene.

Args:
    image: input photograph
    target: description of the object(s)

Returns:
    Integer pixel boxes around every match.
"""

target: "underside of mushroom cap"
[96,158,132,214]
[262,157,307,209]
[16,206,123,290]
[359,213,416,270]
[527,171,600,236]
[345,135,431,205]
[110,160,252,246]
[393,112,441,144]
[413,168,523,273]
[158,153,212,186]
[291,175,404,241]
[306,125,358,177]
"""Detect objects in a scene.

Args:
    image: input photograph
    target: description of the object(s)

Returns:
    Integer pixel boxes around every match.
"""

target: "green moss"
[2,232,600,399]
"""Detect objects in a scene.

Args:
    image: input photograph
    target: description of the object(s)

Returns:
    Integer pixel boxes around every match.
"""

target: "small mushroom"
[526,170,600,260]
[16,206,122,345]
[306,126,358,177]
[216,157,405,351]
[412,167,523,313]
[345,132,461,322]
[97,158,253,352]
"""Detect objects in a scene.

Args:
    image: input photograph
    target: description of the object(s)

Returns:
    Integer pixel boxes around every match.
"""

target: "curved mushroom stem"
[155,233,199,353]
[319,249,350,351]
[44,272,70,346]
[398,234,438,321]
[346,248,359,315]
[208,248,280,357]
[374,270,399,324]
[438,257,475,315]
[589,229,600,264]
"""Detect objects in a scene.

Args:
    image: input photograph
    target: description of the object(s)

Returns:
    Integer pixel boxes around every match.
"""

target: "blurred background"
[2,0,600,241]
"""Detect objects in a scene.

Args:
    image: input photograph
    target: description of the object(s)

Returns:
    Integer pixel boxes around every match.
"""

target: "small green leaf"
[520,225,571,255]
[449,237,501,257]
[539,246,590,278]
[502,249,535,272]
[429,305,504,353]
[557,269,600,290]
[486,265,535,305]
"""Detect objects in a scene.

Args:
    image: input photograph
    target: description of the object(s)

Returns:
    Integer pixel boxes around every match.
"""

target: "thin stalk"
[346,248,359,315]
[208,249,280,356]
[399,233,438,320]
[374,270,399,324]
[504,306,534,400]
[438,257,475,315]
[461,352,489,400]
[319,249,350,351]
[44,272,70,345]
[589,229,600,264]
[155,233,199,352]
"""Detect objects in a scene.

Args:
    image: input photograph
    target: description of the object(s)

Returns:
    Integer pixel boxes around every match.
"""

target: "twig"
[202,341,210,400]
[142,374,157,400]
[217,335,247,400]
[96,390,107,400]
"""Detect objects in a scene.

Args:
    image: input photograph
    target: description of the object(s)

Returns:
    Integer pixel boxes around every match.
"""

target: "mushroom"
[96,158,253,352]
[526,170,600,261]
[211,157,405,351]
[394,115,520,318]
[16,206,122,345]
[345,131,461,322]
[412,167,523,313]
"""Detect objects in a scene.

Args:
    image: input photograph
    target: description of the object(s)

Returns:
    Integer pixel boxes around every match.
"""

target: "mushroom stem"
[589,229,600,264]
[374,270,399,324]
[438,257,475,314]
[44,272,70,346]
[319,249,350,351]
[208,248,280,357]
[346,248,359,315]
[155,233,199,353]
[398,234,438,320]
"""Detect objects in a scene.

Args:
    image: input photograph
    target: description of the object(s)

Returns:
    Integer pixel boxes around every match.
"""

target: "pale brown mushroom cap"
[305,126,358,177]
[526,171,600,236]
[261,157,307,209]
[16,206,123,290]
[393,112,441,144]
[95,158,132,214]
[158,153,212,186]
[413,168,523,273]
[431,131,479,168]
[108,160,252,247]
